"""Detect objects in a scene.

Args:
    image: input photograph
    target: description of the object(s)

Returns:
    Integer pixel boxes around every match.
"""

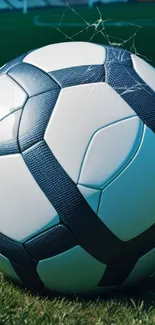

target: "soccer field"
[0,3,155,67]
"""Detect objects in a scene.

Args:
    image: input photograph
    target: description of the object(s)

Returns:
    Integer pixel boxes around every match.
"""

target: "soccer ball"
[0,42,155,295]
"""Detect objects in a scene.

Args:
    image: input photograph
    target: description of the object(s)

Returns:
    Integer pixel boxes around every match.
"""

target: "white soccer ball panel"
[37,246,106,294]
[0,253,20,283]
[79,116,143,189]
[98,125,155,241]
[45,83,136,183]
[121,248,155,288]
[0,154,59,242]
[24,42,106,72]
[131,54,155,92]
[77,185,101,213]
[0,74,27,120]
[0,109,21,143]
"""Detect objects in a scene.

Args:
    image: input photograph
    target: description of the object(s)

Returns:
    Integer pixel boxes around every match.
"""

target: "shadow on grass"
[5,273,155,312]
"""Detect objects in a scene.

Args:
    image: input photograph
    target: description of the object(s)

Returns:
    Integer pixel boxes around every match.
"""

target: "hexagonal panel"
[24,42,106,72]
[98,125,155,241]
[37,246,106,294]
[79,116,143,189]
[0,153,59,242]
[45,83,136,183]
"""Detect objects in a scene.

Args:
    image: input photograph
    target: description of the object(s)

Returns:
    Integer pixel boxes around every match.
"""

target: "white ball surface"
[0,42,155,294]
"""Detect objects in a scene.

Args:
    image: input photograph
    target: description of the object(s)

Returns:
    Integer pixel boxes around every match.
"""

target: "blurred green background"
[0,2,155,67]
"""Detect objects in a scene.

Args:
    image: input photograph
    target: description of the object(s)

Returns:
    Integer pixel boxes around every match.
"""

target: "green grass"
[1,273,155,324]
[0,3,155,67]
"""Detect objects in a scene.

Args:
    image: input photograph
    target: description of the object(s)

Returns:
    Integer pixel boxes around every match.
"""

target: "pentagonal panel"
[24,42,106,72]
[0,109,22,155]
[25,224,77,260]
[45,83,136,183]
[131,54,155,92]
[99,125,155,241]
[77,185,101,213]
[0,154,59,242]
[37,246,106,294]
[0,53,28,75]
[8,63,59,97]
[0,74,27,120]
[19,89,60,152]
[0,232,44,290]
[79,117,143,189]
